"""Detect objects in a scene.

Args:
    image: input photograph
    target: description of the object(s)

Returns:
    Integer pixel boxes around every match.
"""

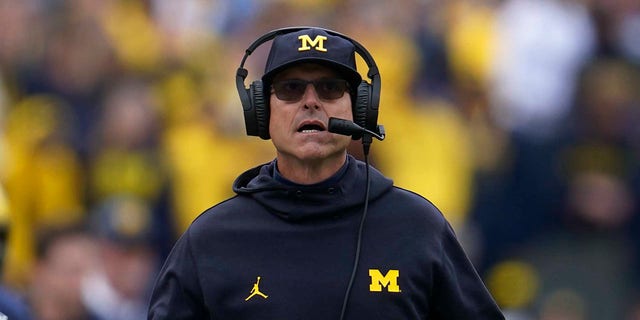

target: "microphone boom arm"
[328,117,385,141]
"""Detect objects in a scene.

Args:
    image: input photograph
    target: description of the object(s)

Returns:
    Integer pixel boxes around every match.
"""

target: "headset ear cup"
[354,81,371,134]
[251,80,270,139]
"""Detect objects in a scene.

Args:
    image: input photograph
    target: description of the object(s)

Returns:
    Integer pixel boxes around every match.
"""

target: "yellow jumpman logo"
[245,276,268,301]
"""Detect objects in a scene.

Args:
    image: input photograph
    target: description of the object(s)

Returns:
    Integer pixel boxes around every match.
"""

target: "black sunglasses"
[271,79,350,102]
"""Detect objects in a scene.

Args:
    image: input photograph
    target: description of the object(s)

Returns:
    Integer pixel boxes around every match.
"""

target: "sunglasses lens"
[273,80,307,101]
[272,79,349,101]
[316,79,348,100]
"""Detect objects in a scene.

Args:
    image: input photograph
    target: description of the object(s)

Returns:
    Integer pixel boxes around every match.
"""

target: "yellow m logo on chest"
[369,269,401,292]
[298,35,328,52]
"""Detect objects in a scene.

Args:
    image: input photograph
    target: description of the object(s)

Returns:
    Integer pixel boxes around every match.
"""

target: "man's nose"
[302,83,321,109]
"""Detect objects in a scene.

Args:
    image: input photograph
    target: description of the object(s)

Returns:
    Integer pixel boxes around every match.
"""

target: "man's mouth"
[298,124,325,133]
[297,121,326,133]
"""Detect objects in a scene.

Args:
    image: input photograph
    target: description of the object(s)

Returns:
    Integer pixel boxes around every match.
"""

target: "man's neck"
[275,153,347,185]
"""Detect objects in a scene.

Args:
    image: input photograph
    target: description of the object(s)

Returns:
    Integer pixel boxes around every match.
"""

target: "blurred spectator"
[568,57,640,286]
[489,0,596,140]
[28,223,99,320]
[18,4,116,156]
[85,76,175,255]
[3,95,85,289]
[86,76,164,205]
[0,184,31,320]
[445,0,498,98]
[81,195,159,320]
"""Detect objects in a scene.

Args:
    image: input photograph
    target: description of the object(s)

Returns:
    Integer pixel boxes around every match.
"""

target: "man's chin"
[279,146,346,163]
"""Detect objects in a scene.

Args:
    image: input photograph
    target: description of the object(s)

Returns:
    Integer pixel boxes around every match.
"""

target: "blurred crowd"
[0,0,639,319]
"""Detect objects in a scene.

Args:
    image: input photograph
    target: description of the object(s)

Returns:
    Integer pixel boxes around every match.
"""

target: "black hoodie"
[148,155,504,319]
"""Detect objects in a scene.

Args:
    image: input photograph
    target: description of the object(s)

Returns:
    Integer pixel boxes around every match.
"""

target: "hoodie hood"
[233,155,393,221]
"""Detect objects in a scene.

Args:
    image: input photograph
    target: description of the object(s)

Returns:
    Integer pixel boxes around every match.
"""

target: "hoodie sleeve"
[429,222,505,319]
[148,231,208,319]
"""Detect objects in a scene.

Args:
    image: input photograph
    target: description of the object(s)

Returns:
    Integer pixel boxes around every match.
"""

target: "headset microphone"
[328,117,385,142]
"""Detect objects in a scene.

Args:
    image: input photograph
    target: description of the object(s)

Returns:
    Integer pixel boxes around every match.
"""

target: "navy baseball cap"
[90,195,154,246]
[262,28,362,89]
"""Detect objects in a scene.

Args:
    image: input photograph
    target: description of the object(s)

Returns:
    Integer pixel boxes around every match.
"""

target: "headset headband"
[235,26,381,139]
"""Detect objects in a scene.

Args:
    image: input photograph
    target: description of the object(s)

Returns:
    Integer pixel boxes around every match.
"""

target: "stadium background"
[0,0,639,319]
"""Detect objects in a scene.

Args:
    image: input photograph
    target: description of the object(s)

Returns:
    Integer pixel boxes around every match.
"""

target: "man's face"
[269,63,353,164]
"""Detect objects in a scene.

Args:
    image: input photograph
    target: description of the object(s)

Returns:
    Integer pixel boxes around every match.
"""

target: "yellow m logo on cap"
[298,35,327,52]
[369,269,401,292]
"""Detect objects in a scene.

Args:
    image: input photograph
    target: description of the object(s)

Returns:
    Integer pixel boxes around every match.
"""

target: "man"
[148,27,504,319]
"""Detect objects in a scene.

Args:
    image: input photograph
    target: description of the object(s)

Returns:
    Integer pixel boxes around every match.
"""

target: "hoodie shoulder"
[384,185,449,230]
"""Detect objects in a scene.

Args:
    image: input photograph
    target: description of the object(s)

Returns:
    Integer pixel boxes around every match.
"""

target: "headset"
[235,26,381,140]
